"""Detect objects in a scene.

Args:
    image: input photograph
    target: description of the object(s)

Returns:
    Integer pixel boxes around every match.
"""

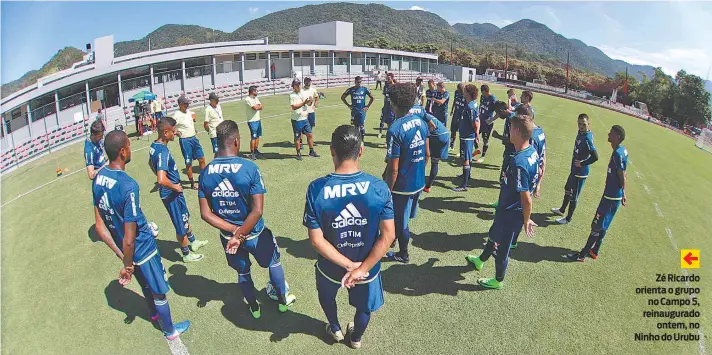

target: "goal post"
[696,128,712,153]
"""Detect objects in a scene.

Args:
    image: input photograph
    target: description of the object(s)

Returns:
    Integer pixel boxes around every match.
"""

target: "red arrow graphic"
[683,252,699,265]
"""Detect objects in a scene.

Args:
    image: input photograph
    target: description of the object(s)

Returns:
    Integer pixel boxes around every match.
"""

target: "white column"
[149,66,154,93]
[266,51,272,79]
[290,51,295,77]
[117,73,124,107]
[56,90,62,126]
[310,50,316,75]
[377,54,380,71]
[330,51,335,74]
[26,103,33,136]
[180,60,186,92]
[240,53,246,83]
[362,52,366,73]
[347,52,352,74]
[211,55,217,87]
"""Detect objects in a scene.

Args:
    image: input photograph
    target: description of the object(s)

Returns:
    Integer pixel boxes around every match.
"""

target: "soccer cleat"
[249,304,261,319]
[182,252,204,263]
[326,324,345,342]
[475,157,485,163]
[452,186,468,192]
[295,154,303,161]
[309,151,320,158]
[385,251,409,263]
[465,255,484,270]
[588,250,598,260]
[551,207,564,216]
[567,253,585,262]
[165,320,191,340]
[472,149,481,158]
[150,312,159,322]
[488,201,499,208]
[423,187,431,193]
[510,243,518,249]
[449,145,455,152]
[378,132,382,139]
[556,217,569,225]
[249,153,257,161]
[190,239,209,252]
[346,322,362,349]
[278,293,297,313]
[477,278,503,290]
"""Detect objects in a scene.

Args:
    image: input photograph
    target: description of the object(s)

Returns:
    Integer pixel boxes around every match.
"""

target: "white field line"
[643,184,651,195]
[653,202,664,218]
[166,337,190,355]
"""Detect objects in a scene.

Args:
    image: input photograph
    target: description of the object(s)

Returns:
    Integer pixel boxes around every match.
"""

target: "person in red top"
[270,62,276,79]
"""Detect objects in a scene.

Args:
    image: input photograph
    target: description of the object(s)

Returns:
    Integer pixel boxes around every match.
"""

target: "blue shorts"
[162,192,190,237]
[564,173,587,202]
[154,112,164,120]
[460,139,475,161]
[316,266,384,313]
[210,137,218,153]
[351,110,367,127]
[381,107,394,126]
[429,133,450,160]
[392,192,420,236]
[291,120,312,139]
[220,227,281,281]
[308,113,316,128]
[134,252,170,295]
[451,110,463,131]
[178,136,205,165]
[488,208,524,247]
[592,197,621,232]
[434,112,448,127]
[248,121,262,139]
[480,122,494,140]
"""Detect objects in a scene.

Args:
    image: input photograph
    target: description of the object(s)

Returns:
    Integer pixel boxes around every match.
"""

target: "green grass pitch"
[1,83,710,354]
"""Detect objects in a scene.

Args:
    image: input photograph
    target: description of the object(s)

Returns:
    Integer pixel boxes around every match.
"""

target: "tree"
[674,70,712,126]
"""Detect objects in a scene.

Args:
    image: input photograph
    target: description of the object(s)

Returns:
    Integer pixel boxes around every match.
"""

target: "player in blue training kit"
[510,121,546,249]
[149,117,209,263]
[198,120,295,317]
[465,115,539,289]
[341,76,374,140]
[378,74,396,139]
[568,125,628,262]
[431,82,450,127]
[425,79,436,115]
[84,119,107,180]
[553,113,598,224]
[453,84,480,192]
[476,85,497,163]
[304,125,396,349]
[92,130,190,339]
[384,83,430,263]
[407,105,448,193]
[449,83,466,150]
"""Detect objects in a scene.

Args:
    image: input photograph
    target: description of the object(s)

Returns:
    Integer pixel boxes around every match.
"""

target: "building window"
[258,53,266,60]
[245,53,257,60]
[281,52,290,59]
[302,51,311,57]
[293,52,301,58]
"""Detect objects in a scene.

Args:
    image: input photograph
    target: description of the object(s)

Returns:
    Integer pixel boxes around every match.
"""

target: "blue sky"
[2,1,711,84]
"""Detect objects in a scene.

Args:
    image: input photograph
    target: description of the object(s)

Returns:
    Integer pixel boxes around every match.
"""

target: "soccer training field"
[1,83,710,355]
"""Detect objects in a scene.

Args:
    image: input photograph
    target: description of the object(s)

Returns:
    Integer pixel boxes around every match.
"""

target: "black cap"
[177,96,190,105]
[208,92,219,101]
[304,77,312,83]
[355,76,362,81]
[416,77,423,82]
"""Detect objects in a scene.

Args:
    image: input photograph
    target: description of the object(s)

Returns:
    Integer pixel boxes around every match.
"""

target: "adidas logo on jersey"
[212,178,240,198]
[208,163,243,175]
[331,203,368,228]
[98,192,114,214]
[324,181,370,199]
[95,175,117,189]
[410,130,425,149]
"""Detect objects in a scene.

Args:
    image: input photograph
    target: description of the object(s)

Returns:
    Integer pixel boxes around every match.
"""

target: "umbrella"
[130,90,157,102]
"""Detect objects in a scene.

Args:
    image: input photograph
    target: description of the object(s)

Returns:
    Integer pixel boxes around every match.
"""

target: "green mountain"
[1,47,85,99]
[114,24,230,57]
[452,23,499,38]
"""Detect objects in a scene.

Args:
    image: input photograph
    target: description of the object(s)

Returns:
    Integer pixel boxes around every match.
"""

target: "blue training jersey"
[386,112,430,194]
[344,86,372,112]
[148,141,182,199]
[572,131,597,177]
[479,94,497,123]
[92,167,157,264]
[84,139,106,169]
[425,89,437,113]
[303,171,395,283]
[498,145,540,212]
[433,91,450,117]
[198,156,267,237]
[603,145,628,199]
[503,103,535,154]
[531,126,546,166]
[459,101,479,139]
[453,90,466,113]
[408,105,447,137]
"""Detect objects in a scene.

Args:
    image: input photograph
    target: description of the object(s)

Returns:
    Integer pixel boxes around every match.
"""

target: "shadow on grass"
[104,280,161,329]
[248,152,297,161]
[262,141,296,149]
[275,236,317,261]
[155,239,183,263]
[509,242,572,263]
[88,225,102,243]
[181,166,202,175]
[411,231,488,253]
[381,258,485,296]
[530,212,559,228]
[418,196,496,221]
[167,264,332,344]
[430,175,499,190]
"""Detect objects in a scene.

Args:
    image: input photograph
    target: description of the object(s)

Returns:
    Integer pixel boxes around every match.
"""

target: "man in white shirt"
[173,95,206,189]
[375,71,383,90]
[204,92,224,154]
[302,77,319,129]
[244,86,263,160]
[289,79,319,161]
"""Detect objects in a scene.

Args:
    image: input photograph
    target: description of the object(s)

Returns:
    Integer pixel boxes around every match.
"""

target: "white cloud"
[409,6,427,11]
[500,20,513,26]
[248,7,259,14]
[599,45,711,78]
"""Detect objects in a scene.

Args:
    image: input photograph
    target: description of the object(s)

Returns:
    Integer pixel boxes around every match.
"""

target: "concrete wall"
[185,76,211,91]
[30,117,49,135]
[94,35,115,68]
[11,126,31,145]
[57,104,86,126]
[215,72,241,86]
[243,69,264,82]
[298,21,354,47]
[271,58,291,78]
[334,65,348,73]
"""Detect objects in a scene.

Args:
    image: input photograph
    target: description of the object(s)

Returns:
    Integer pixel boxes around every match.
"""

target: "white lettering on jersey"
[96,175,117,189]
[212,178,240,198]
[208,163,243,174]
[410,130,425,149]
[323,181,370,199]
[130,192,137,216]
[401,119,422,131]
[527,152,539,166]
[331,203,368,228]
